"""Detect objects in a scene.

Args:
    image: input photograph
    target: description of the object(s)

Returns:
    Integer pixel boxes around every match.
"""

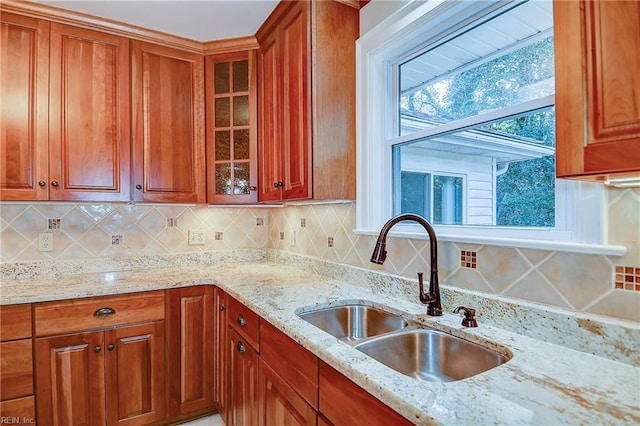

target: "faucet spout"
[370,213,442,316]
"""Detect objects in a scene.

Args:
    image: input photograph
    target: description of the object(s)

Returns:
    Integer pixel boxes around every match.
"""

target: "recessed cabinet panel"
[49,23,131,201]
[555,0,640,178]
[0,13,49,200]
[132,41,205,203]
[205,51,257,203]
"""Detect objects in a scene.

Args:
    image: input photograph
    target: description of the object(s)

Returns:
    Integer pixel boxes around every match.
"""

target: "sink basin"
[355,328,509,382]
[298,304,408,341]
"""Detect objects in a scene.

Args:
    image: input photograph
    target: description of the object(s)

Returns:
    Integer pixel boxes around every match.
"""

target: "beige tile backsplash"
[1,187,638,322]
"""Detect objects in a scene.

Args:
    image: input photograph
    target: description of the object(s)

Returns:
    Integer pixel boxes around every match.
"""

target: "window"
[356,0,616,254]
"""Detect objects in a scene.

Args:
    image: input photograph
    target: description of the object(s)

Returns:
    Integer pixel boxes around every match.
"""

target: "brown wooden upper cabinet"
[1,14,131,201]
[205,51,258,204]
[256,1,358,202]
[131,41,206,203]
[554,0,640,180]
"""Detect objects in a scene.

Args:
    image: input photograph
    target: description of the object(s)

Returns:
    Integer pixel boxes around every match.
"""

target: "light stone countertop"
[2,260,639,425]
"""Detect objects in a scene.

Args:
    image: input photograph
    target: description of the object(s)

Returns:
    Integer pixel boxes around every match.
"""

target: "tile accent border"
[615,265,640,291]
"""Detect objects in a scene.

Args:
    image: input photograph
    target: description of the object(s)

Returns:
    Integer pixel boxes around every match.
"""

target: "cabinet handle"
[219,305,226,311]
[135,184,142,190]
[93,307,116,317]
[107,344,115,351]
[38,181,46,187]
[237,341,246,354]
[237,314,246,327]
[51,181,59,187]
[94,346,102,353]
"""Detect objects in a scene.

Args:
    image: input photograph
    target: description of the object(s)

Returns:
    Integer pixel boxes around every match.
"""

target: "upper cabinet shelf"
[554,0,640,182]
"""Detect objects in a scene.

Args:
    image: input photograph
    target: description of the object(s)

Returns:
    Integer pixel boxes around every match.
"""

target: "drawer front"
[0,304,32,341]
[0,339,33,401]
[35,291,165,337]
[227,296,259,349]
[260,320,318,409]
[0,395,36,421]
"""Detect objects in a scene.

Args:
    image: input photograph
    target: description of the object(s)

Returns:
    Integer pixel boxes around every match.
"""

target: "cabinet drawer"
[0,304,32,341]
[227,296,259,349]
[0,395,35,421]
[260,320,318,409]
[0,340,33,401]
[35,291,165,337]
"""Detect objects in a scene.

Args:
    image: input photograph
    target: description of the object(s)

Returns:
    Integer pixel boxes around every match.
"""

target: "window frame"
[355,0,623,256]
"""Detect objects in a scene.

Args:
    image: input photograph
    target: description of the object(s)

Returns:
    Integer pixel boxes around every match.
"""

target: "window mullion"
[387,94,555,146]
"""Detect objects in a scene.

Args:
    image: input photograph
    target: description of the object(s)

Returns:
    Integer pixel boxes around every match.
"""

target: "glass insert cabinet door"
[205,50,257,203]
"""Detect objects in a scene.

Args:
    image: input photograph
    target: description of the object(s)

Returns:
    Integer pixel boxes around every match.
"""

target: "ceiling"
[36,0,280,42]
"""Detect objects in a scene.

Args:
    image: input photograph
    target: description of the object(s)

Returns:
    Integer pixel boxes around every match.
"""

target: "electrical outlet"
[188,229,206,246]
[38,233,54,252]
[289,229,296,247]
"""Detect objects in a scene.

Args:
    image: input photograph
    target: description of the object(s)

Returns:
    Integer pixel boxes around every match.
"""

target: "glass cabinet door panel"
[215,62,230,94]
[215,98,230,127]
[215,131,231,161]
[233,96,249,126]
[234,163,250,194]
[233,60,249,92]
[215,163,231,194]
[234,129,250,160]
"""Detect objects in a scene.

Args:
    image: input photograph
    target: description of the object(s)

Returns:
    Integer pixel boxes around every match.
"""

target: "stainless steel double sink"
[298,304,510,382]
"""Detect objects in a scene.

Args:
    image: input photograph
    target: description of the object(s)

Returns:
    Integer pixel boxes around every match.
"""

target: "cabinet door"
[35,331,106,425]
[48,23,131,201]
[167,286,214,418]
[280,1,311,200]
[227,327,259,426]
[131,41,205,203]
[105,321,166,425]
[258,30,283,201]
[0,12,49,201]
[259,360,317,426]
[319,361,413,426]
[555,0,640,178]
[206,51,258,203]
[213,287,228,421]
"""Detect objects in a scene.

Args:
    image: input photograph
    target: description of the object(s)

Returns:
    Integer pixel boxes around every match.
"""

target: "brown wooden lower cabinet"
[35,322,165,426]
[166,286,215,420]
[258,360,317,426]
[227,326,259,426]
[0,303,35,423]
[319,361,414,426]
[213,287,229,422]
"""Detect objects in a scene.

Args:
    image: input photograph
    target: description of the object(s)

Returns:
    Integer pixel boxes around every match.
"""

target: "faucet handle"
[453,306,478,328]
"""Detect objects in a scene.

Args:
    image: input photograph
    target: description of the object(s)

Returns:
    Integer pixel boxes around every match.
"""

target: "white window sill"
[354,228,627,257]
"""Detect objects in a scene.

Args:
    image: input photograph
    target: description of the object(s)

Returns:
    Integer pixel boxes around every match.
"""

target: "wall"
[268,187,640,323]
[0,203,268,261]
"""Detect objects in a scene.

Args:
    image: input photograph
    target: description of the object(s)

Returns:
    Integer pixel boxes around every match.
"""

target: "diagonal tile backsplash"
[1,187,638,323]
[268,188,640,323]
[0,203,268,261]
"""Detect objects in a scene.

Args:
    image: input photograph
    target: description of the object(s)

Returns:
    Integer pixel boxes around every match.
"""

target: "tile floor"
[177,414,224,425]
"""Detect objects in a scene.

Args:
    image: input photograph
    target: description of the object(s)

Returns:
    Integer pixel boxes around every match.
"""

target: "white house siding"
[400,146,495,225]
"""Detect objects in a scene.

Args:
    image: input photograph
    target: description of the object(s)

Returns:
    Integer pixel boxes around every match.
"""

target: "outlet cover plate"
[188,229,206,246]
[38,233,54,252]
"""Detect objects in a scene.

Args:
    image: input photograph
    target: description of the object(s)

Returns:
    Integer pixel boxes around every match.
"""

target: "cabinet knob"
[38,181,46,187]
[237,314,247,327]
[51,180,59,187]
[273,181,283,188]
[249,186,257,191]
[135,184,142,190]
[237,341,246,354]
[107,344,115,351]
[94,346,102,353]
[219,305,226,311]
